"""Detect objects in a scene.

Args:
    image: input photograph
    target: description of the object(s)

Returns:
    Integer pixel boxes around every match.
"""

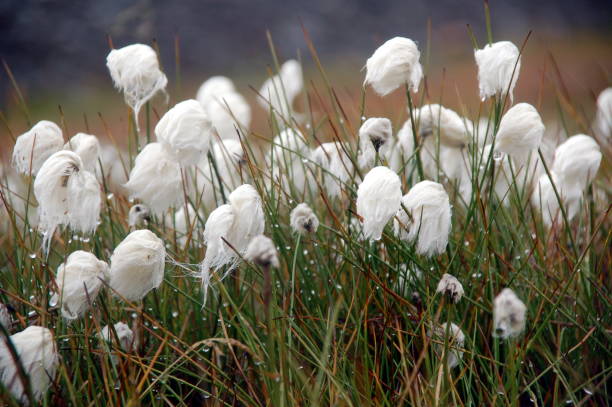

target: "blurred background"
[1,0,611,142]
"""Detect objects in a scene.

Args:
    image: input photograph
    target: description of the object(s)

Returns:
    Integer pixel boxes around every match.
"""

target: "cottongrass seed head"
[594,87,612,139]
[356,166,402,241]
[436,273,464,303]
[310,141,354,199]
[12,120,64,176]
[196,76,236,105]
[106,43,167,130]
[552,134,602,192]
[155,99,214,166]
[109,229,166,302]
[0,325,59,403]
[124,142,183,216]
[358,117,393,169]
[197,76,251,140]
[290,203,319,235]
[268,128,312,194]
[51,250,109,320]
[364,37,423,96]
[34,150,101,254]
[428,322,465,369]
[200,184,265,303]
[258,59,303,119]
[531,171,562,228]
[100,321,137,353]
[245,235,279,269]
[394,181,452,256]
[64,132,101,172]
[416,104,471,148]
[495,103,545,158]
[100,322,137,365]
[474,41,521,102]
[128,203,151,228]
[493,288,527,339]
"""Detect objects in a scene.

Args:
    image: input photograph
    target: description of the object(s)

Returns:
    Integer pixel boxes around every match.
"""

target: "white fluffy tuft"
[474,41,521,102]
[493,288,527,339]
[0,326,59,403]
[64,133,100,172]
[34,151,101,254]
[51,250,109,320]
[200,184,265,303]
[197,77,251,140]
[109,229,166,302]
[258,60,303,121]
[356,166,402,241]
[106,43,167,131]
[394,181,452,256]
[267,128,312,194]
[364,37,422,96]
[310,142,354,198]
[124,142,183,216]
[155,99,214,166]
[495,103,545,158]
[12,120,64,176]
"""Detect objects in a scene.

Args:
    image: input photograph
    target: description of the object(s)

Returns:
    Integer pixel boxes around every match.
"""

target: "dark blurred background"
[1,0,611,135]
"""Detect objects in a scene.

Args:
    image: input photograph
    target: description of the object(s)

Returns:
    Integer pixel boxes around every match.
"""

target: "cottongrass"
[0,19,609,407]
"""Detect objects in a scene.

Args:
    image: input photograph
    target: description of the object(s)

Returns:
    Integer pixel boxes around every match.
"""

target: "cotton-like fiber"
[394,181,451,256]
[124,142,183,216]
[495,103,545,158]
[0,326,59,403]
[64,133,100,172]
[106,43,167,131]
[155,99,214,166]
[51,250,109,320]
[267,128,312,194]
[310,142,355,198]
[364,37,423,96]
[12,120,64,176]
[200,184,265,303]
[356,166,402,241]
[493,288,527,339]
[34,151,101,254]
[109,229,166,302]
[474,41,521,102]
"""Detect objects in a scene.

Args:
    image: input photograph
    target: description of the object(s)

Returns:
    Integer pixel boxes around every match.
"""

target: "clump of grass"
[1,9,611,407]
